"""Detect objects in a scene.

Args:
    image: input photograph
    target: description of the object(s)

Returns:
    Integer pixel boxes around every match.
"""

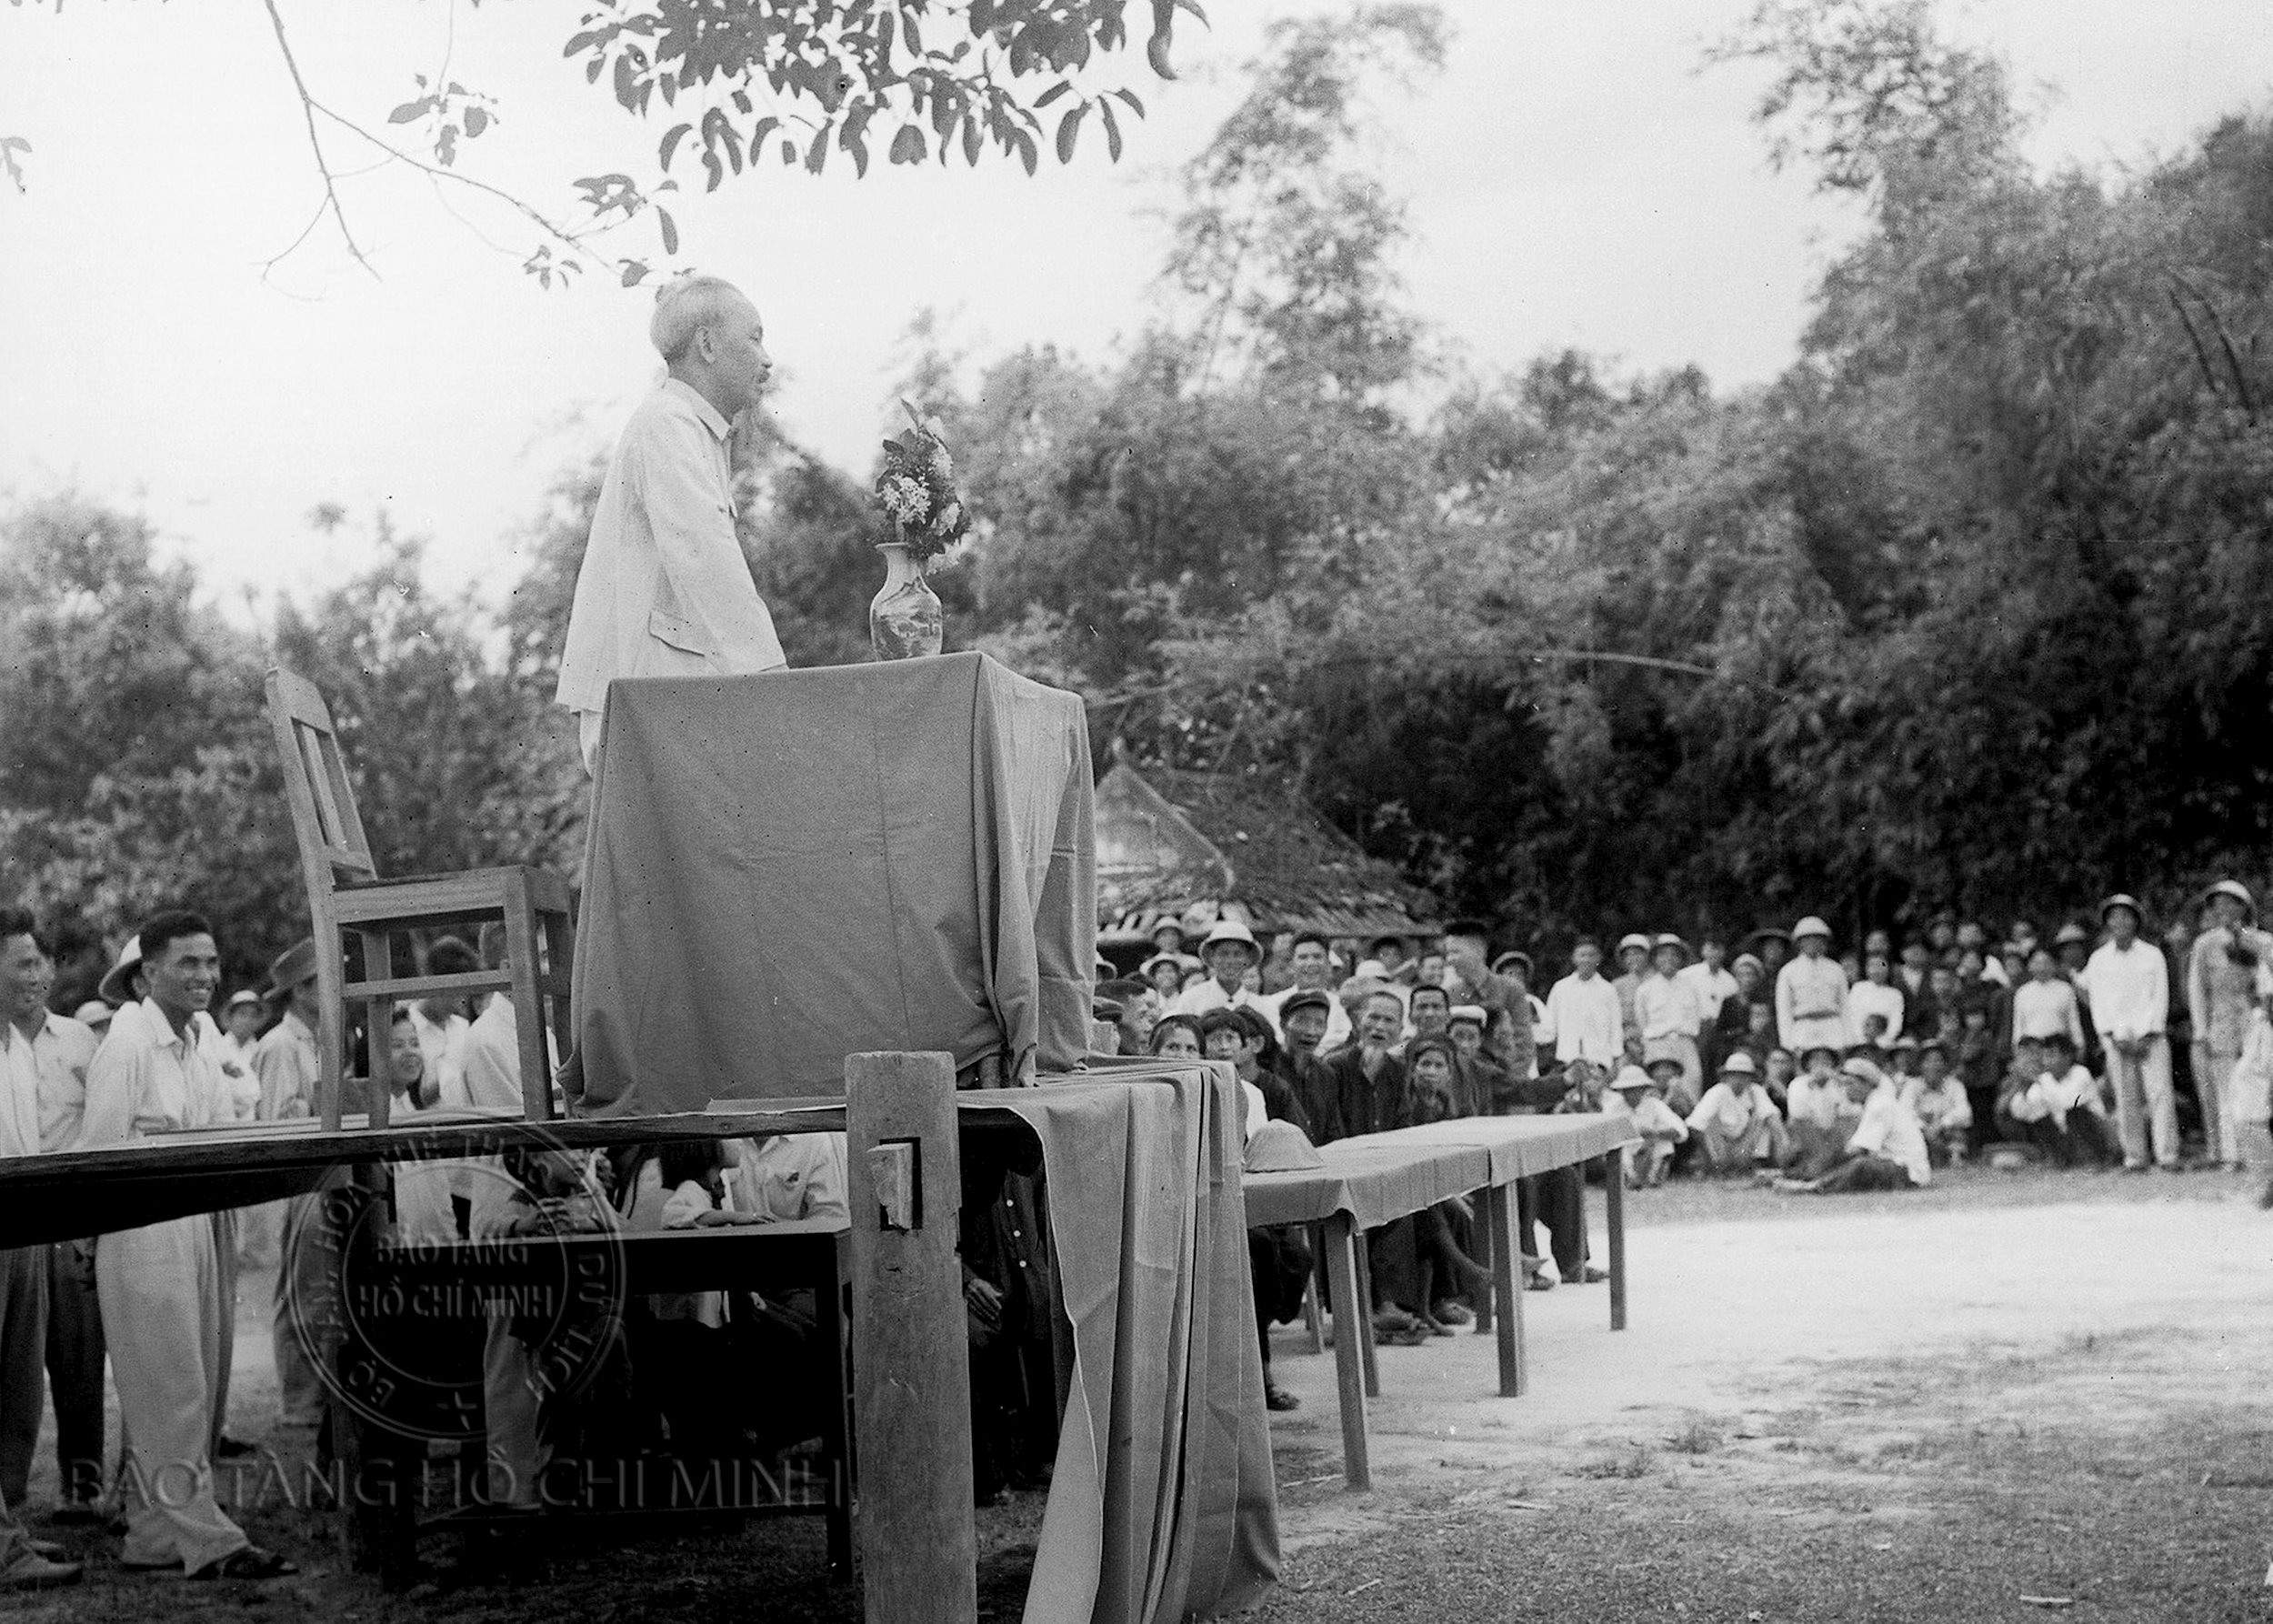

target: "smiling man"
[557,274,789,774]
[80,911,293,1582]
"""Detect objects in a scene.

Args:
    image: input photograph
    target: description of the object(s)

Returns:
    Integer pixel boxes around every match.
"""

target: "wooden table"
[335,1212,853,1586]
[1241,1113,1637,1489]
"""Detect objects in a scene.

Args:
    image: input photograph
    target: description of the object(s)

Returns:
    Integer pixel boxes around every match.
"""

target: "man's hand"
[964,1276,1004,1334]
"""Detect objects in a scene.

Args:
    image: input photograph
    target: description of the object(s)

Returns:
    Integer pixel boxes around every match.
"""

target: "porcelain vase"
[869,540,944,660]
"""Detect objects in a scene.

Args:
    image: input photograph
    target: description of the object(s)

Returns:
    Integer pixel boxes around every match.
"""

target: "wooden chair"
[265,667,576,1128]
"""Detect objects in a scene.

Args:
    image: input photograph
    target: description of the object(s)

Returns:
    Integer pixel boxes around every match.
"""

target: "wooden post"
[846,1052,976,1624]
[1353,1230,1379,1399]
[1605,1156,1627,1331]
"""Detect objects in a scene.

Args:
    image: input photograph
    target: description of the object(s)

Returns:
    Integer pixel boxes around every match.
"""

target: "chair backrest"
[265,667,378,906]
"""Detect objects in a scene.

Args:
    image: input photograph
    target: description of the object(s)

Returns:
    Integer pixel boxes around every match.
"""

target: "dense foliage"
[5,1,2268,983]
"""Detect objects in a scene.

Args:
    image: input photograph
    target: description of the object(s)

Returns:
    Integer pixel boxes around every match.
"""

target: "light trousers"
[2108,1035,2179,1168]
[0,1247,47,1510]
[2193,1039,2243,1166]
[97,1217,250,1573]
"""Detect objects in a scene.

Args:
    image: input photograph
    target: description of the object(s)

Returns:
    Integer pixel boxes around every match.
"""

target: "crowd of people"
[0,903,872,1589]
[1094,887,2273,1404]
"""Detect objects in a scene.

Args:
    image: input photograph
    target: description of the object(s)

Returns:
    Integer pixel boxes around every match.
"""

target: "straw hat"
[1609,1065,1655,1093]
[1719,1051,1758,1076]
[1200,918,1260,956]
[2202,879,2256,921]
[95,937,143,1007]
[1791,916,1833,943]
[2098,893,2145,925]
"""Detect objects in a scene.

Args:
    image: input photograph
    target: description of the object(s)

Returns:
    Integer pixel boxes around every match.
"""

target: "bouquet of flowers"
[874,398,970,564]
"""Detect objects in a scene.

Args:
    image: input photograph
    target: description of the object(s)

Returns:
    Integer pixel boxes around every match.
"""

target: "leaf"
[890,124,927,165]
[781,139,798,165]
[961,114,983,166]
[899,4,924,55]
[658,121,693,169]
[619,260,651,287]
[387,98,432,125]
[1015,129,1037,175]
[463,106,490,138]
[657,207,679,255]
[1112,87,1147,117]
[1056,105,1086,164]
[746,117,780,165]
[1035,81,1073,108]
[1098,97,1122,162]
[970,0,996,35]
[614,53,639,110]
[806,125,832,175]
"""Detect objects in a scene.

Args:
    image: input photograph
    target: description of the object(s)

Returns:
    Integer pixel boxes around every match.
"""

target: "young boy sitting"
[1779,1058,1930,1194]
[1995,1033,2113,1168]
[1607,1061,1689,1187]
[1684,1052,1788,1175]
[1782,1044,1857,1178]
[1899,1039,1973,1167]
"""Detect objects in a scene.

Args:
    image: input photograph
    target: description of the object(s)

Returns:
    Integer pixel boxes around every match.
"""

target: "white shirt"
[1675,962,1737,1022]
[213,1030,264,1120]
[1899,1075,1973,1133]
[2006,1064,2101,1126]
[556,379,787,729]
[1633,973,1704,1043]
[730,1133,849,1224]
[1606,1091,1688,1143]
[253,1009,322,1121]
[1686,1081,1779,1139]
[1171,978,1260,1020]
[1784,1072,1854,1132]
[80,998,234,1147]
[409,1007,473,1108]
[0,1009,98,1156]
[1544,973,1623,1065]
[1847,980,1906,1047]
[1847,1084,1930,1186]
[1776,955,1850,1051]
[459,995,527,1112]
[2009,977,2088,1050]
[2082,939,2168,1043]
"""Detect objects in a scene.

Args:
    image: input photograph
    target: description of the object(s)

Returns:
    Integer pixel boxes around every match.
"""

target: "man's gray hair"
[649,274,753,364]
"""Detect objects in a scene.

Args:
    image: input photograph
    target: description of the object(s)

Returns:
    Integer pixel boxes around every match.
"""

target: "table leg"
[1319,1214,1370,1490]
[1352,1228,1379,1399]
[816,1237,854,1581]
[1485,1181,1526,1398]
[1300,1238,1326,1357]
[1605,1155,1628,1332]
[1471,1194,1494,1335]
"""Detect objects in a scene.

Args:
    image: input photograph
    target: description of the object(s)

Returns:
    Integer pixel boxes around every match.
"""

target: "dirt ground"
[11,1166,2269,1622]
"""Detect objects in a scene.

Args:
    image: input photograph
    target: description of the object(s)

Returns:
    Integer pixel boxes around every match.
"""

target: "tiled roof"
[1095,761,1437,938]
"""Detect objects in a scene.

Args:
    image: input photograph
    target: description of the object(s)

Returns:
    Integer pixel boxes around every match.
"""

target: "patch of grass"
[1664,1417,1721,1456]
[1571,1445,1653,1480]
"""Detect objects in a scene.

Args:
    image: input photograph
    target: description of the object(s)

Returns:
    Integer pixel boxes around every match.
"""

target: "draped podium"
[571,654,1277,1624]
[570,651,1097,1110]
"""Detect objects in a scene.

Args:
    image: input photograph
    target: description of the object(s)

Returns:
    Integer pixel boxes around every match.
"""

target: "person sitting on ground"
[1899,1038,1973,1167]
[1759,1045,1799,1112]
[1384,1039,1498,1333]
[1782,1044,1857,1178]
[1994,1034,2114,1168]
[1607,1063,1689,1188]
[1684,1052,1789,1175]
[1952,995,2003,1138]
[1779,1058,1929,1194]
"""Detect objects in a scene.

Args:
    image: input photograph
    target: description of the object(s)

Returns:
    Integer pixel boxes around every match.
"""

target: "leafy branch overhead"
[5,0,1206,288]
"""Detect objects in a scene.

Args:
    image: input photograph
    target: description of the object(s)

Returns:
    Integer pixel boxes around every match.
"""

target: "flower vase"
[869,540,944,660]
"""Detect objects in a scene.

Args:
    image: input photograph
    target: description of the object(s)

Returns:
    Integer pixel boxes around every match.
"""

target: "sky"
[3,1,2269,618]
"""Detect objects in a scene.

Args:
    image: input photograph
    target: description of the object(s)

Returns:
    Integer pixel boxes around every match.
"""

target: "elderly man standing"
[557,275,787,775]
[2087,895,2178,1172]
[2188,880,2262,1171]
[81,911,293,1580]
[0,912,104,1531]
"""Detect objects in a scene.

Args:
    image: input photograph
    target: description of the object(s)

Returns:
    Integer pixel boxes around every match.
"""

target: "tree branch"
[259,0,380,279]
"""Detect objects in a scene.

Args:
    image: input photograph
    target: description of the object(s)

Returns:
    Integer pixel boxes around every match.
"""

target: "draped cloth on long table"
[1242,1114,1636,1229]
[571,651,1096,1111]
[704,1064,1278,1623]
[990,1064,1278,1624]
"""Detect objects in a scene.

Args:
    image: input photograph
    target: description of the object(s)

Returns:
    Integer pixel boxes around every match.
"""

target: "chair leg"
[502,875,551,1121]
[315,919,349,1131]
[357,929,394,1130]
